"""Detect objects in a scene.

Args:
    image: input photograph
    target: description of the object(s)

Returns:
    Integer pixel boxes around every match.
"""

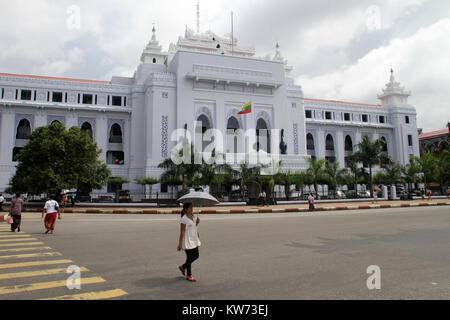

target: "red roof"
[0,73,110,85]
[305,98,382,108]
[419,129,449,139]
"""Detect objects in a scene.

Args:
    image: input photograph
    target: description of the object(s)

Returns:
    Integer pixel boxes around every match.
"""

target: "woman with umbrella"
[177,203,201,282]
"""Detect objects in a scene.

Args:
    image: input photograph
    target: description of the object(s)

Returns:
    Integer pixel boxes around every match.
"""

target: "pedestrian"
[62,193,67,210]
[177,202,201,282]
[71,193,76,207]
[9,193,23,232]
[427,190,432,201]
[0,193,4,212]
[308,193,315,211]
[42,195,61,234]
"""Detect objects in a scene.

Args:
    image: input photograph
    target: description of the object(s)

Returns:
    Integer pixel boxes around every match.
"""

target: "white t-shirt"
[181,214,201,250]
[0,196,4,203]
[44,200,59,214]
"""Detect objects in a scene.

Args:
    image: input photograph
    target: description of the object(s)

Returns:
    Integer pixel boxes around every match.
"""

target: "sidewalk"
[2,199,448,216]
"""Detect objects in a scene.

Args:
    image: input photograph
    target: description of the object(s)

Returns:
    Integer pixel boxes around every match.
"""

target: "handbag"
[6,216,13,224]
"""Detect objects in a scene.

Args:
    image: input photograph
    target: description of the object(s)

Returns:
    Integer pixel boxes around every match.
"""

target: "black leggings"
[11,215,21,231]
[182,247,199,276]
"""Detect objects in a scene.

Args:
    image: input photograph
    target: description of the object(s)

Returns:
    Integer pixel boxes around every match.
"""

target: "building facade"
[0,27,420,195]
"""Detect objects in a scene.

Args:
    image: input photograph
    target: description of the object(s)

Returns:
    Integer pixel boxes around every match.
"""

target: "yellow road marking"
[0,267,89,280]
[0,238,38,243]
[0,277,106,295]
[0,247,52,253]
[0,259,73,270]
[0,252,62,259]
[0,234,32,238]
[0,242,44,247]
[40,289,128,300]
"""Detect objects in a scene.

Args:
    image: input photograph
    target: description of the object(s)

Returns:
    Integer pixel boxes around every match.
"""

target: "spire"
[378,69,411,107]
[151,22,157,42]
[390,68,395,83]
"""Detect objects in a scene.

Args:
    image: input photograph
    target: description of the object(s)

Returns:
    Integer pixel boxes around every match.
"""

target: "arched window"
[196,115,212,152]
[345,135,353,152]
[16,119,31,139]
[256,118,271,153]
[227,117,241,154]
[325,134,335,151]
[109,124,123,143]
[81,122,93,139]
[380,136,388,152]
[307,133,315,151]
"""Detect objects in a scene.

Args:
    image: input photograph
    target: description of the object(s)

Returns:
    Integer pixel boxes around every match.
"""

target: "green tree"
[135,177,159,199]
[9,122,110,196]
[412,151,438,191]
[352,135,389,197]
[274,171,296,201]
[237,163,262,200]
[401,158,422,197]
[324,162,348,198]
[108,177,130,203]
[305,158,328,199]
[435,150,450,195]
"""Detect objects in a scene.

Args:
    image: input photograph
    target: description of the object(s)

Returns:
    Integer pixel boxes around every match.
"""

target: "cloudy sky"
[0,0,449,132]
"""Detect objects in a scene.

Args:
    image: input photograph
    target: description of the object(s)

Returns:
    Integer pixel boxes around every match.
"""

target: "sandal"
[179,266,186,276]
[186,276,196,282]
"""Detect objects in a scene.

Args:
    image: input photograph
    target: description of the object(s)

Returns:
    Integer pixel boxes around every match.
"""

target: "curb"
[23,201,448,215]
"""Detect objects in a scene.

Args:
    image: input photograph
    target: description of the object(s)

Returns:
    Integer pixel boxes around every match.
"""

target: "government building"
[0,26,420,196]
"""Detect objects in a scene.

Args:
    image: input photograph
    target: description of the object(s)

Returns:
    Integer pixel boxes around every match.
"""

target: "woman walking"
[9,193,23,232]
[177,203,201,282]
[42,195,61,234]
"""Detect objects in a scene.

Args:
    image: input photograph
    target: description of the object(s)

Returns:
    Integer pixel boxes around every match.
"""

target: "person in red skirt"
[42,195,61,234]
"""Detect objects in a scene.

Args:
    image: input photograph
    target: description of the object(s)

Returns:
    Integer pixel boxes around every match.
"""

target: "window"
[153,58,157,64]
[325,112,332,120]
[124,97,127,107]
[65,93,68,103]
[107,95,110,105]
[112,96,122,106]
[292,103,297,108]
[47,92,50,102]
[325,134,335,151]
[81,122,93,139]
[20,90,32,101]
[33,90,37,101]
[82,94,93,105]
[306,133,315,150]
[408,135,413,146]
[78,94,81,104]
[160,183,168,193]
[109,124,123,143]
[107,151,125,165]
[379,116,385,124]
[12,147,23,162]
[16,119,31,139]
[344,113,351,121]
[380,137,388,152]
[345,135,353,152]
[362,114,368,122]
[52,92,63,103]
[405,116,410,124]
[95,95,98,105]
[305,110,312,119]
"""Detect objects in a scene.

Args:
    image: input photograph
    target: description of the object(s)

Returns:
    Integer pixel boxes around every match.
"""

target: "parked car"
[119,190,131,203]
[358,191,371,198]
[336,190,346,199]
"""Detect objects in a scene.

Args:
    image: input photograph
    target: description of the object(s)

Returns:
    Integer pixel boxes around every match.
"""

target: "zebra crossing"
[0,224,127,300]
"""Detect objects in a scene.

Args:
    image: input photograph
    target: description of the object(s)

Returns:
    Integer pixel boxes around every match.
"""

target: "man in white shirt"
[42,195,61,234]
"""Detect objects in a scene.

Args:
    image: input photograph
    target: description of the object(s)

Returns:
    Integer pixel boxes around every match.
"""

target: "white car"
[336,190,346,199]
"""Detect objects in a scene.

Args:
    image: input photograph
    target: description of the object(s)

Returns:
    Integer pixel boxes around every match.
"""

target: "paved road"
[0,206,449,300]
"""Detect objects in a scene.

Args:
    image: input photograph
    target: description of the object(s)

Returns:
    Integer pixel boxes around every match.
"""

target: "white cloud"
[296,19,450,132]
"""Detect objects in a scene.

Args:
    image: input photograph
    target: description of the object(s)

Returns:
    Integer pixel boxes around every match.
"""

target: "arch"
[226,116,243,155]
[307,133,315,151]
[380,136,388,152]
[325,134,335,151]
[344,135,353,152]
[195,114,213,152]
[256,118,271,153]
[16,119,31,139]
[81,122,93,139]
[109,123,123,143]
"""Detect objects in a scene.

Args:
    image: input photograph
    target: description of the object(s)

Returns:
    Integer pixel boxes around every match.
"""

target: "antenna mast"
[231,11,234,55]
[196,0,200,34]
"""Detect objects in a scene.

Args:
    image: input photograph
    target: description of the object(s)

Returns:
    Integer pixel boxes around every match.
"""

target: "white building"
[0,26,420,195]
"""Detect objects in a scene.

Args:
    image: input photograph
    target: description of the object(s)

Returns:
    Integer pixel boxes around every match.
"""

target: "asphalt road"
[1,206,449,300]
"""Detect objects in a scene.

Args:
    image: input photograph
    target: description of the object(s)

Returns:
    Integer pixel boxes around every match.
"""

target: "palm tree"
[324,162,347,198]
[237,163,262,201]
[435,150,450,195]
[305,157,328,199]
[401,158,421,197]
[411,151,438,192]
[107,177,130,203]
[274,170,296,201]
[352,135,389,197]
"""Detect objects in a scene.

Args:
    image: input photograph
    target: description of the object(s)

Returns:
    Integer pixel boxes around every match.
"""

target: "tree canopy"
[9,122,110,195]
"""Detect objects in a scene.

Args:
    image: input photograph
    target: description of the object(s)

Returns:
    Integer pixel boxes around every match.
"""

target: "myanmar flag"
[238,102,252,115]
